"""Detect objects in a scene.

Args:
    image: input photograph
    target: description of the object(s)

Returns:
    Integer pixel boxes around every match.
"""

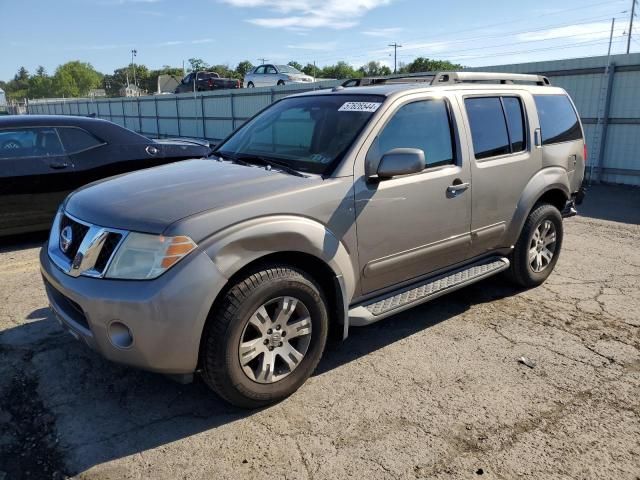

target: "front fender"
[199,215,357,304]
[505,167,570,246]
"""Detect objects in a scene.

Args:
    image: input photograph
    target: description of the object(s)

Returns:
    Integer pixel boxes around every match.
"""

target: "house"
[119,84,144,97]
[0,88,6,109]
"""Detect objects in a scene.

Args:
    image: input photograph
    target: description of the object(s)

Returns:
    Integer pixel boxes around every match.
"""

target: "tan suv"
[40,72,586,407]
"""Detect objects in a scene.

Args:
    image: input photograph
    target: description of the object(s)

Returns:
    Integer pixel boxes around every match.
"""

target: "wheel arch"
[196,215,357,364]
[505,167,570,246]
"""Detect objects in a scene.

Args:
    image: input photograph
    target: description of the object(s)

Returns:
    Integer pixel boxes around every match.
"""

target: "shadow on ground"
[1,277,520,476]
[578,184,640,224]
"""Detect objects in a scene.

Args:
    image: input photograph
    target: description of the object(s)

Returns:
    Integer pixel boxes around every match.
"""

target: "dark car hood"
[65,159,314,234]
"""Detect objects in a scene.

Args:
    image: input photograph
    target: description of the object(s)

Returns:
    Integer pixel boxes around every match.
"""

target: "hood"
[65,159,315,234]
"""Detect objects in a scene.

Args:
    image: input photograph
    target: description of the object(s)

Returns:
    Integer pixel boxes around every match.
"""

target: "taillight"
[583,144,588,162]
[208,78,213,87]
[237,79,240,88]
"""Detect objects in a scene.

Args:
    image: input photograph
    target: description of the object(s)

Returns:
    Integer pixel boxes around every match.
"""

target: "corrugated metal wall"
[28,80,341,143]
[27,54,640,185]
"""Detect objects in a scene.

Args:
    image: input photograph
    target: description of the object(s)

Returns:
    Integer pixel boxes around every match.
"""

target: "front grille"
[59,215,89,261]
[93,233,123,273]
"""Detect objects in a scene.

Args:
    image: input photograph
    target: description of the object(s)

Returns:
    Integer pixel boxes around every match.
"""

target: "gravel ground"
[0,185,638,480]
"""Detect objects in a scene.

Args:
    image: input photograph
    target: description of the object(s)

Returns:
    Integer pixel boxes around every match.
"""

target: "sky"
[0,0,637,80]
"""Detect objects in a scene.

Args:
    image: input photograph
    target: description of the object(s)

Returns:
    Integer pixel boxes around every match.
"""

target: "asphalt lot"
[0,184,639,480]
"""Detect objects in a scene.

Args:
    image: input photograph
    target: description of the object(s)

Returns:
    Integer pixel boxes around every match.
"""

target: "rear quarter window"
[57,127,103,154]
[534,94,582,145]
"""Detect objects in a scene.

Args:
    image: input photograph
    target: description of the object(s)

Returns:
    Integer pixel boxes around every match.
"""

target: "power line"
[290,11,627,64]
[257,58,268,65]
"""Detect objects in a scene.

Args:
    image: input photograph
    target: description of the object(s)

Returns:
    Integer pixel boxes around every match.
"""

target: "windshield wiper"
[213,151,253,167]
[234,154,308,178]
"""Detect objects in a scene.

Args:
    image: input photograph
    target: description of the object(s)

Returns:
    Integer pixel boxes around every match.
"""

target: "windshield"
[216,94,384,175]
[276,65,302,74]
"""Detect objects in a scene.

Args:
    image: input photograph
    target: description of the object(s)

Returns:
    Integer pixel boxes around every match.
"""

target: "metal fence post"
[175,96,181,137]
[137,96,142,134]
[230,91,236,132]
[154,96,160,137]
[201,95,206,139]
[596,63,616,183]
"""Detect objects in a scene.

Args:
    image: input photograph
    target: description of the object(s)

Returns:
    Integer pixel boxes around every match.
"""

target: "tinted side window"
[57,128,103,154]
[0,128,63,159]
[534,95,582,145]
[266,66,277,74]
[465,97,510,159]
[502,97,525,152]
[377,99,455,168]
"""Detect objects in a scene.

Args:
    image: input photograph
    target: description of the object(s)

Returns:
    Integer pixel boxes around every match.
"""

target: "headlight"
[286,75,294,80]
[106,233,197,280]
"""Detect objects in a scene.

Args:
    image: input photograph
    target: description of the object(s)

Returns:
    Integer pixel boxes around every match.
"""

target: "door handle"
[49,162,69,170]
[447,182,470,196]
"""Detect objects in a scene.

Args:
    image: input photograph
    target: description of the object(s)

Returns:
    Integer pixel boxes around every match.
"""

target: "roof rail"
[431,71,550,86]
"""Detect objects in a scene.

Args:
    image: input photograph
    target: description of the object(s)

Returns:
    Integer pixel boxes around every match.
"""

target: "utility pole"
[608,18,616,57]
[388,42,402,73]
[131,49,138,87]
[258,58,268,65]
[628,0,637,54]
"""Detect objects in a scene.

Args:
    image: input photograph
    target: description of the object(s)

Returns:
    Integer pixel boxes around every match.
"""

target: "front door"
[354,96,472,295]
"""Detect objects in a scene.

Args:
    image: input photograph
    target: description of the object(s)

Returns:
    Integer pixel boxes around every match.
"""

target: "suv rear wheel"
[508,203,563,288]
[201,266,329,408]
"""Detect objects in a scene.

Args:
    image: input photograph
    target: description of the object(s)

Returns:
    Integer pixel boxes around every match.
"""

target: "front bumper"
[40,246,227,375]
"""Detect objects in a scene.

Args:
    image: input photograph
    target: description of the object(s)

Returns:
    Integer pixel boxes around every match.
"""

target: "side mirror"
[376,148,425,179]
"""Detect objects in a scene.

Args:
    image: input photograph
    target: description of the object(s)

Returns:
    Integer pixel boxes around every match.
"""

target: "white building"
[0,88,6,108]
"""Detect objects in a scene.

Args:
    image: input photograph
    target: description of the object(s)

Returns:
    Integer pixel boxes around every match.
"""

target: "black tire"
[247,81,254,88]
[277,80,285,86]
[201,266,329,408]
[507,203,563,288]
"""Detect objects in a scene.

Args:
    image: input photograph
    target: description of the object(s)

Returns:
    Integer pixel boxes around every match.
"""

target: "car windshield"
[276,65,302,74]
[215,94,385,175]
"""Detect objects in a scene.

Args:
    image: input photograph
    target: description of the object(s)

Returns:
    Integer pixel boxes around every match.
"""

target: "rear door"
[0,127,70,234]
[252,66,266,86]
[459,92,540,256]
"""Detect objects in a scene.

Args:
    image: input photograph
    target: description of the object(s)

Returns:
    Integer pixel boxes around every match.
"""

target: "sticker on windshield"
[338,102,382,113]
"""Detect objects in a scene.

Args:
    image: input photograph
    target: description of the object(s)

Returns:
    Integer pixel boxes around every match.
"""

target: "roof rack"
[431,71,550,86]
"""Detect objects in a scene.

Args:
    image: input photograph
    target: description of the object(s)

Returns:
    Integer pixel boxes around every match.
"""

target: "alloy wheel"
[238,296,312,384]
[529,220,557,273]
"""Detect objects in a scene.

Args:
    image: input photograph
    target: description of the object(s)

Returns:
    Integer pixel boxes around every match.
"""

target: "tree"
[321,61,359,79]
[287,61,303,71]
[28,66,53,98]
[51,61,102,97]
[188,58,209,72]
[358,61,392,77]
[235,60,254,78]
[400,57,463,74]
[301,63,317,77]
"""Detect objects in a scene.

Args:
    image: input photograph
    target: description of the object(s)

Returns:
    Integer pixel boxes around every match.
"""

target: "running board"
[349,257,510,326]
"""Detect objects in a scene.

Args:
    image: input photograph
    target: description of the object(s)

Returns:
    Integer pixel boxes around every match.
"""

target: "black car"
[0,115,212,236]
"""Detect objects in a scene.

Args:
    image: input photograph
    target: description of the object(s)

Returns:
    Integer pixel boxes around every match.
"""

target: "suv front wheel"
[508,203,564,288]
[200,266,329,408]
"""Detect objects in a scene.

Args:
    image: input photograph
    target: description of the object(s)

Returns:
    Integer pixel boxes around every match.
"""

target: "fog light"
[108,321,133,349]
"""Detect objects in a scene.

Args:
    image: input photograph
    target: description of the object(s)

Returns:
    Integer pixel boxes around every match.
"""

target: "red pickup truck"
[174,71,241,93]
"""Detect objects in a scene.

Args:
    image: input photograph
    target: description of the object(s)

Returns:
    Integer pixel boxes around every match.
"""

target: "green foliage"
[320,61,361,79]
[398,57,463,74]
[358,61,392,77]
[235,60,254,78]
[287,61,303,71]
[188,58,209,72]
[51,61,103,97]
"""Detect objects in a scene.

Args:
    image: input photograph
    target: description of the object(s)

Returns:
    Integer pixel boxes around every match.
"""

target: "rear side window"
[534,95,582,145]
[465,96,527,159]
[57,127,103,154]
[376,99,455,168]
[0,127,63,159]
[465,97,510,159]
